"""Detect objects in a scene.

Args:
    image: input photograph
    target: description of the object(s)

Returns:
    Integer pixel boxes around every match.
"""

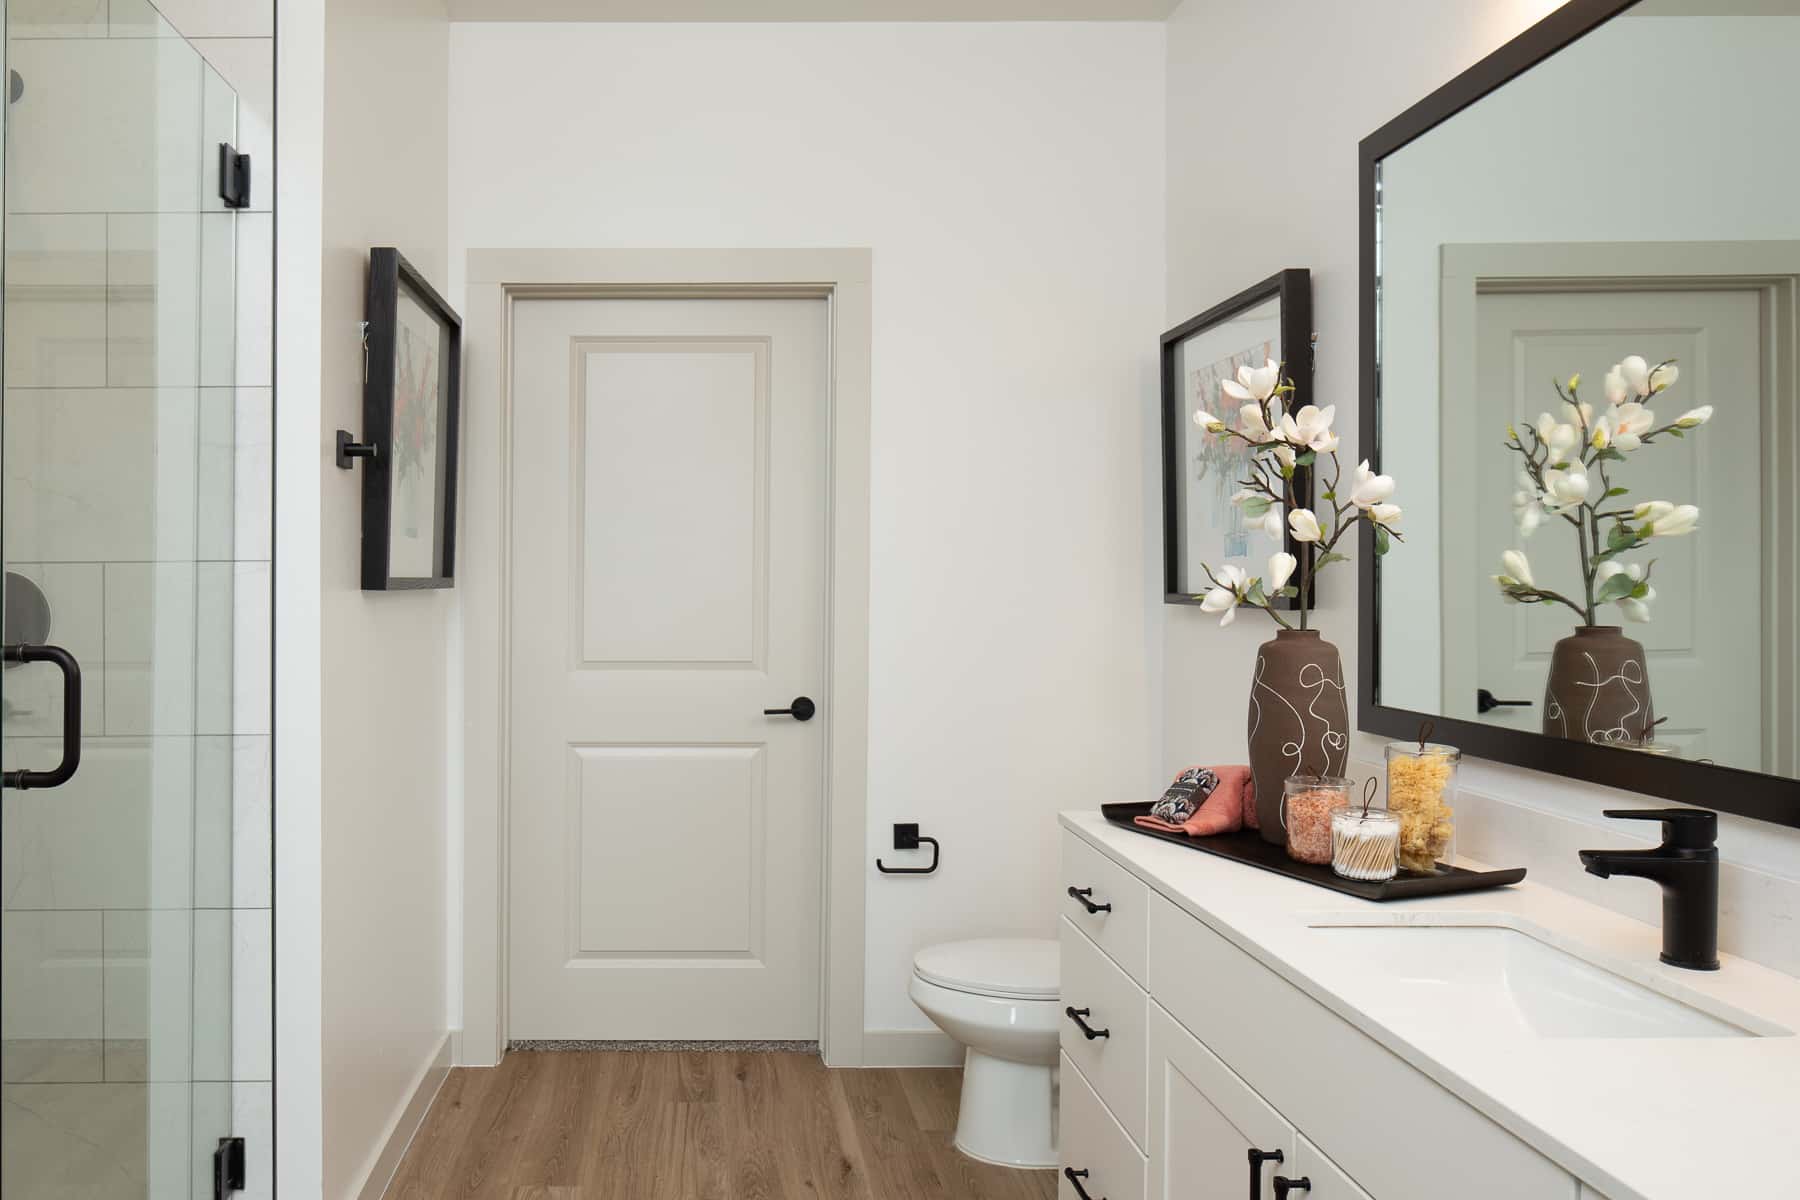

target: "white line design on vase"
[1573,650,1646,744]
[1298,661,1349,776]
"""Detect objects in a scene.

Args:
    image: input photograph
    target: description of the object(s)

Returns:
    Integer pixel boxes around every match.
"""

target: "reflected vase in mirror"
[1543,625,1654,747]
[1250,629,1350,842]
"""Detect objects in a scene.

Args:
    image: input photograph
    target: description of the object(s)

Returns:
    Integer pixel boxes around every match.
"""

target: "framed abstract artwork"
[1160,268,1313,606]
[359,247,462,590]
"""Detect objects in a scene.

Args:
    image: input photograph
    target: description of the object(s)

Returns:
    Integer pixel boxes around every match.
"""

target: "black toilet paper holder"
[877,823,940,875]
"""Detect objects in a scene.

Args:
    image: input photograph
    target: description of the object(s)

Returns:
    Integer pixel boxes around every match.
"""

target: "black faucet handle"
[1602,808,1717,851]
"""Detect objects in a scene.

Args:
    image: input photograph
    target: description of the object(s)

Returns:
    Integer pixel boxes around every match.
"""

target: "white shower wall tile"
[103,562,197,735]
[234,389,273,560]
[5,37,205,214]
[0,562,105,739]
[232,561,271,736]
[193,735,234,909]
[101,909,195,1083]
[0,737,196,911]
[232,736,272,908]
[233,212,272,387]
[200,213,239,387]
[191,909,231,1082]
[198,387,238,560]
[2,387,200,564]
[2,213,107,388]
[0,911,101,1041]
[8,0,108,38]
[233,1081,272,1199]
[106,212,202,388]
[196,561,235,735]
[232,909,270,1081]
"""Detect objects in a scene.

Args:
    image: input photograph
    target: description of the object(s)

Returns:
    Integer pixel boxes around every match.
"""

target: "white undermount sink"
[1309,919,1783,1039]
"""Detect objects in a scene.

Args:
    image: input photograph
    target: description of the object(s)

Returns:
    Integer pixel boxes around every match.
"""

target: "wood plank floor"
[386,1050,1059,1199]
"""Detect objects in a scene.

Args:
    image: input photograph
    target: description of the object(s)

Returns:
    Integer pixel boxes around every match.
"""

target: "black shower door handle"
[2,644,82,789]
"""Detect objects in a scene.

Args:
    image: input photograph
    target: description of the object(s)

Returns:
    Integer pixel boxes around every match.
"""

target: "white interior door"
[1443,286,1764,766]
[508,296,829,1040]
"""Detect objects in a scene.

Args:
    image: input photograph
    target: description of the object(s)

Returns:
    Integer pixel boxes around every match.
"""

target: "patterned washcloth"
[1135,765,1257,836]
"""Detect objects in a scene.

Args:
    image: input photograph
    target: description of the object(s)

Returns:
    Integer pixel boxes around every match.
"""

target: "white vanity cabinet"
[1060,829,1587,1200]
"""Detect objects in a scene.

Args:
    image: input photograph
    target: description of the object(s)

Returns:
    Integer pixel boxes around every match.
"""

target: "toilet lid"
[913,938,1059,1000]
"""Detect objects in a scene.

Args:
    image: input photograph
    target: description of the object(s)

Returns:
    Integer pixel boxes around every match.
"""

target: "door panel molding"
[460,248,872,1065]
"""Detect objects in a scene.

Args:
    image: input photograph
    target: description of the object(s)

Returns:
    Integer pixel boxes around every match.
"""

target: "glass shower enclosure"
[2,1,272,1195]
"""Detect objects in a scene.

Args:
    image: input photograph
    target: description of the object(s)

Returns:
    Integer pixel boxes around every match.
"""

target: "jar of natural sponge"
[1281,776,1349,865]
[1385,742,1460,873]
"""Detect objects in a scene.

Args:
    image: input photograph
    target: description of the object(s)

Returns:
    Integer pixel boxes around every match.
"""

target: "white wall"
[448,20,1166,1040]
[1163,0,1800,970]
[318,0,453,1195]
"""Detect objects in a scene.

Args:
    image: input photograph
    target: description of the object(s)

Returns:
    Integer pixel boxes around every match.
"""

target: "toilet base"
[951,1048,1058,1169]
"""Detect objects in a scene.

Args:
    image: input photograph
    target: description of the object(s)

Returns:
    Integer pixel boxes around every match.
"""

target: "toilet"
[909,937,1061,1168]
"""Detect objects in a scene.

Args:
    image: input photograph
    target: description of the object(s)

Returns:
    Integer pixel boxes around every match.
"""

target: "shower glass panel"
[1,1,263,1195]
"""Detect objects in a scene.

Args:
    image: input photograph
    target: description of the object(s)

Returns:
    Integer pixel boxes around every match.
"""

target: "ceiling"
[447,0,1179,21]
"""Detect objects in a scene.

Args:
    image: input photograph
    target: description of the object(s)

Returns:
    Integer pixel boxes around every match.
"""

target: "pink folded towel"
[1135,765,1257,837]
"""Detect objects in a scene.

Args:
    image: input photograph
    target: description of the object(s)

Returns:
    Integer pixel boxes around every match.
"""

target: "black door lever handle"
[1477,688,1532,714]
[763,696,816,721]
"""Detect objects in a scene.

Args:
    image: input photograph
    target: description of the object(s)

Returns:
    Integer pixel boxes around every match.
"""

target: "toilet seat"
[913,938,1059,1001]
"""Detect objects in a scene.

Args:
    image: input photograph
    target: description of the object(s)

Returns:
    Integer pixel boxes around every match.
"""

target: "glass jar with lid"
[1384,742,1460,873]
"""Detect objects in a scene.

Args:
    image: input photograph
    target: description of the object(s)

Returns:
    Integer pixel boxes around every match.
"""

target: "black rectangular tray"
[1101,802,1526,901]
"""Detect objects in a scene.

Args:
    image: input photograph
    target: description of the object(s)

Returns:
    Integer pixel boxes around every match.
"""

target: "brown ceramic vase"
[1248,628,1349,845]
[1542,625,1655,746]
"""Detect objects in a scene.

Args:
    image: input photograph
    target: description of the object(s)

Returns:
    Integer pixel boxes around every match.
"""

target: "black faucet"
[1579,808,1719,971]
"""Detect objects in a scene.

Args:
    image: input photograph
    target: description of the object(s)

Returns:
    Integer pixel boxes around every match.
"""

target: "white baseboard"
[861,1027,962,1067]
[358,1031,453,1200]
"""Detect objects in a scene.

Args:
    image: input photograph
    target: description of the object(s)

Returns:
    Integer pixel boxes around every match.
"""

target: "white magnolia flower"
[1199,563,1249,627]
[1259,505,1284,541]
[1239,403,1275,444]
[1542,465,1589,513]
[1367,502,1403,528]
[1620,355,1652,398]
[1197,411,1227,433]
[1349,460,1396,509]
[1501,549,1534,588]
[1604,365,1630,406]
[1273,443,1297,473]
[1288,508,1322,543]
[1599,565,1656,623]
[1618,587,1657,623]
[1513,489,1544,537]
[1601,402,1655,452]
[1222,358,1282,405]
[1536,413,1579,460]
[1267,552,1297,594]
[1632,500,1673,523]
[1643,503,1699,538]
[1278,404,1338,453]
[1648,361,1679,394]
[1675,405,1712,429]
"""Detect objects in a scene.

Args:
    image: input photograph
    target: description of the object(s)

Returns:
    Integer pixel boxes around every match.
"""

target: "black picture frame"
[360,247,462,591]
[1356,0,1800,830]
[1161,268,1314,607]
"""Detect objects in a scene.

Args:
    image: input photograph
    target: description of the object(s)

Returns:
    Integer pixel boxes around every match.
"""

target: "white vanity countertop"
[1060,810,1800,1200]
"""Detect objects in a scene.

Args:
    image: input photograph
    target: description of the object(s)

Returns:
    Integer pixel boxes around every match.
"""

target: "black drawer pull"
[1273,1177,1311,1199]
[1067,886,1111,914]
[1063,1167,1105,1200]
[1064,1007,1110,1040]
[1248,1148,1284,1199]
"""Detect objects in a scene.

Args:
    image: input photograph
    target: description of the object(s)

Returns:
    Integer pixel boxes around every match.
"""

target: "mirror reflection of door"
[1439,251,1783,770]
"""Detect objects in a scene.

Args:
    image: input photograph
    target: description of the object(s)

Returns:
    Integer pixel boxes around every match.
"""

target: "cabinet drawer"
[1147,894,1578,1200]
[1060,918,1147,1149]
[1147,1000,1292,1200]
[1061,830,1148,985]
[1293,1134,1373,1200]
[1060,1052,1146,1200]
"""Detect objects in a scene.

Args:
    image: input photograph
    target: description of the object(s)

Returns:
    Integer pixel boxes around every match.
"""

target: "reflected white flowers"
[1239,402,1276,443]
[1268,552,1297,594]
[1366,503,1403,528]
[1596,561,1656,623]
[1222,358,1282,405]
[1541,465,1589,514]
[1675,405,1713,429]
[1287,508,1322,543]
[1258,505,1285,541]
[1642,502,1700,538]
[1536,412,1579,460]
[1596,401,1655,452]
[1349,460,1395,509]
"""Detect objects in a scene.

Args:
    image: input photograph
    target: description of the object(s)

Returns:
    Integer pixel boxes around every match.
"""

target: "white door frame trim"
[459,248,872,1066]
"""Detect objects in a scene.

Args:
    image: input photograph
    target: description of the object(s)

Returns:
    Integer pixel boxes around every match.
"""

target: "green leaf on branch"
[1374,527,1391,556]
[1295,451,1316,467]
[1594,447,1627,464]
[1595,574,1638,603]
[1277,586,1299,598]
[1314,552,1351,568]
[1245,581,1268,606]
[1321,490,1336,502]
[1604,487,1629,498]
[1606,524,1637,553]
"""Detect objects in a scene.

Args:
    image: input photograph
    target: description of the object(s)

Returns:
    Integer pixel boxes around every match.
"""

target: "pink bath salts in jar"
[1282,776,1349,865]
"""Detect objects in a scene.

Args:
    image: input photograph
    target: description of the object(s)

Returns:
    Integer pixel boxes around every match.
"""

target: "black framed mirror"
[1358,0,1800,830]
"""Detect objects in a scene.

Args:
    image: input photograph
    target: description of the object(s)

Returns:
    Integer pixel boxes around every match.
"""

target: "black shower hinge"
[213,1136,245,1198]
[219,142,251,209]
